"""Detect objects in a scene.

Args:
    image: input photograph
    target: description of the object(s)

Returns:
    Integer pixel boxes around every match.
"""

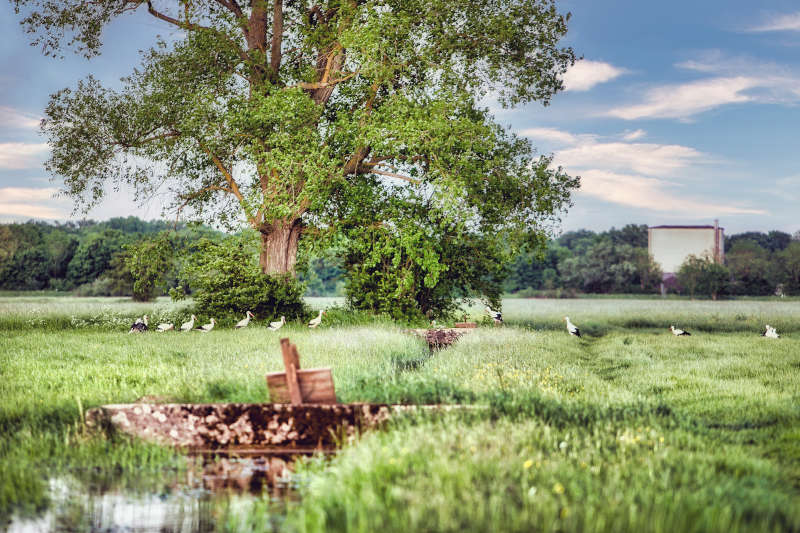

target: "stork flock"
[128,310,325,334]
[484,307,782,339]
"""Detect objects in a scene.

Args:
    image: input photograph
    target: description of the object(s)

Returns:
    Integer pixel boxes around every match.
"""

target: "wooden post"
[280,338,303,405]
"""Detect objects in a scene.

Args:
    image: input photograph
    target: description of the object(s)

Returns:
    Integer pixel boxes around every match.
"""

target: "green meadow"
[1,295,799,532]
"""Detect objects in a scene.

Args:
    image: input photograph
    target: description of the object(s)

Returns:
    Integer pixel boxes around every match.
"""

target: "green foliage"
[677,254,730,300]
[177,233,306,320]
[66,229,131,287]
[775,242,800,295]
[340,185,514,321]
[299,255,345,297]
[123,232,174,302]
[726,240,773,296]
[725,230,792,253]
[560,240,661,293]
[17,0,578,293]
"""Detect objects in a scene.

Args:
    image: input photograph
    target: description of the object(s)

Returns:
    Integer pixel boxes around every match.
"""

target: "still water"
[6,456,295,532]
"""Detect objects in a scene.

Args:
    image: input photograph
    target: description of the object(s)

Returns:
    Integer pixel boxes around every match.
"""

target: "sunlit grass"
[1,296,799,531]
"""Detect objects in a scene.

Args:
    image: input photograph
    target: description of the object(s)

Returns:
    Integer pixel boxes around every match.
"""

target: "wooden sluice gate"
[85,337,460,455]
[85,401,412,454]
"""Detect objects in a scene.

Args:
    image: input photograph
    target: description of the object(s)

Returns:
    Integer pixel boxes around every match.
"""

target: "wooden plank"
[455,322,477,328]
[266,368,337,404]
[279,337,301,370]
[279,338,303,405]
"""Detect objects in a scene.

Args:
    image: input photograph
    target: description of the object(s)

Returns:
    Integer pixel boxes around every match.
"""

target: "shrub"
[174,233,306,320]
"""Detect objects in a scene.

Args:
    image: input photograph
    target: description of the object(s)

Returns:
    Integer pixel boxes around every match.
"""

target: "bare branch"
[369,169,421,185]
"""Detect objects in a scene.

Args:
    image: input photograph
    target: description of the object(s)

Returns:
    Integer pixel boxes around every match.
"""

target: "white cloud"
[556,141,704,176]
[519,127,765,216]
[0,187,65,219]
[606,76,757,120]
[519,128,585,145]
[622,129,646,141]
[0,106,41,130]
[562,60,627,92]
[748,12,800,32]
[0,142,49,169]
[607,53,800,121]
[576,169,766,215]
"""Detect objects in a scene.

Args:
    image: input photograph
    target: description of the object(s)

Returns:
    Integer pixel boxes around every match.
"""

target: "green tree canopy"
[16,0,578,287]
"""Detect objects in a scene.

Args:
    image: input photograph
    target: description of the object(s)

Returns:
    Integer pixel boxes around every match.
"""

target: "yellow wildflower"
[553,482,565,494]
[523,459,534,469]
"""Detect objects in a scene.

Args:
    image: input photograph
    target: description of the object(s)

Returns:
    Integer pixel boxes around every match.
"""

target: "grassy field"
[1,295,799,532]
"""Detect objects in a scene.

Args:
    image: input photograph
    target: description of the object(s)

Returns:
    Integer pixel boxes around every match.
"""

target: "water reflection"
[7,455,295,532]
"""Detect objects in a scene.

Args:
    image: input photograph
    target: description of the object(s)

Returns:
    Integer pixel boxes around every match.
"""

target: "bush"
[175,233,307,320]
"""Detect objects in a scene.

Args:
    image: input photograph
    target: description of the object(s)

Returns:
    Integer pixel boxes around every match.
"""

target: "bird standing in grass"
[308,310,325,328]
[485,306,503,325]
[128,315,148,334]
[670,325,691,336]
[762,325,780,338]
[196,318,216,332]
[564,316,580,337]
[268,316,286,331]
[156,322,174,332]
[180,314,197,332]
[235,311,255,329]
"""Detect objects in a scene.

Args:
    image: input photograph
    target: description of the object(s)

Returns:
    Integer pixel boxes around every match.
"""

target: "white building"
[648,222,724,275]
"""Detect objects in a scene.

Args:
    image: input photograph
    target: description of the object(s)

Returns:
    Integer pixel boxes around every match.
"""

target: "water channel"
[5,455,298,532]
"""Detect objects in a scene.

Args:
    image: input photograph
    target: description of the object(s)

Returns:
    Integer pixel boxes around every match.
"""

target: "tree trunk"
[259,219,302,276]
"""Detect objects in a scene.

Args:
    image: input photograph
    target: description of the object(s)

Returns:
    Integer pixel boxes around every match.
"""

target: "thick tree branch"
[196,140,256,226]
[369,169,421,185]
[270,0,283,80]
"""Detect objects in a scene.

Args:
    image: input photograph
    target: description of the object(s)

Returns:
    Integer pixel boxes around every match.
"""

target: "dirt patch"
[406,328,471,350]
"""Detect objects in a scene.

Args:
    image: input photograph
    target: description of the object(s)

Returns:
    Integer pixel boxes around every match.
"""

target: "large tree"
[15,0,578,276]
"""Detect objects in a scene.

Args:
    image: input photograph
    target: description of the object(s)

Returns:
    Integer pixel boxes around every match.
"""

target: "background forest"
[1,218,798,300]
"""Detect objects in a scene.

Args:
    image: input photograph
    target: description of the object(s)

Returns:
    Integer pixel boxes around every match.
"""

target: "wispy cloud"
[562,60,627,92]
[622,129,646,141]
[0,142,49,169]
[523,129,704,176]
[0,106,41,130]
[606,53,800,120]
[606,76,757,120]
[518,128,592,146]
[748,12,800,32]
[576,170,766,215]
[520,127,765,216]
[0,187,65,219]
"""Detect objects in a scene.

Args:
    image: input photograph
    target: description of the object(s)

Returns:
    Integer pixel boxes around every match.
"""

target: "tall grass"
[1,296,799,531]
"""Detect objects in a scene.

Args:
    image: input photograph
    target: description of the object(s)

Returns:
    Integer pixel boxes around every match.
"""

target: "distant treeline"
[0,218,217,294]
[0,217,342,297]
[504,225,800,297]
[1,219,798,297]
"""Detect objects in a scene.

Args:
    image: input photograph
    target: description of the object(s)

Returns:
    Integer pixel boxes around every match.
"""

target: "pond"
[6,454,298,532]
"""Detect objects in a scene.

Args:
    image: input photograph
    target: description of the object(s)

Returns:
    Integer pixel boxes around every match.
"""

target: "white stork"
[762,325,780,339]
[485,306,503,325]
[128,315,148,334]
[156,322,174,332]
[308,310,325,328]
[235,311,255,329]
[268,316,286,331]
[180,314,197,332]
[196,318,216,332]
[670,325,691,336]
[564,316,581,337]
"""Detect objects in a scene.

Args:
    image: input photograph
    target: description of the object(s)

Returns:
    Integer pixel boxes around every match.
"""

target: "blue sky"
[1,0,799,235]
